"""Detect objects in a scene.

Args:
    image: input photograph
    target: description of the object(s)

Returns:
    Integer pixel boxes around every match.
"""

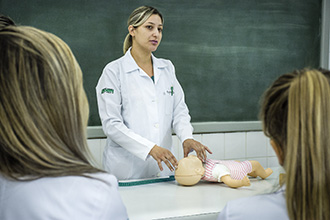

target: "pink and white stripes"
[202,159,252,182]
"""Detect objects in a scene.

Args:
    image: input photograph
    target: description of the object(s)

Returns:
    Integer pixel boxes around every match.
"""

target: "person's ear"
[128,25,135,37]
[270,139,284,166]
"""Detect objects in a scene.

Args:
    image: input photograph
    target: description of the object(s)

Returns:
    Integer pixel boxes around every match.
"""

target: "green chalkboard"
[1,0,321,126]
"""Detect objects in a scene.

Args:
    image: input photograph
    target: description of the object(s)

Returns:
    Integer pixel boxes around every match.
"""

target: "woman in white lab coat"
[0,25,128,220]
[218,69,330,220]
[96,6,212,180]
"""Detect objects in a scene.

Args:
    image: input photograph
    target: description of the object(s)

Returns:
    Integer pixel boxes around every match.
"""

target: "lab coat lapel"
[123,48,139,74]
[152,54,167,85]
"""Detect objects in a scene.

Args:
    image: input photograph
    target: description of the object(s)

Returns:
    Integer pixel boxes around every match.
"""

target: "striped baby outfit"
[202,159,252,182]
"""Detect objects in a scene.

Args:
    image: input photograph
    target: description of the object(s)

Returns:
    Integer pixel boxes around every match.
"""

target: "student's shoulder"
[219,190,288,220]
[82,173,128,219]
[87,172,119,187]
[64,173,126,218]
[229,189,285,205]
[32,173,119,195]
[0,173,124,220]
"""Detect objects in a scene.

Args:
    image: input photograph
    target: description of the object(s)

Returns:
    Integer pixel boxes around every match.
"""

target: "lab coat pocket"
[165,92,174,115]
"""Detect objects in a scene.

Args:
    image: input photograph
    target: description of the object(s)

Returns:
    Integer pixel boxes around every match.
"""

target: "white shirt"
[217,188,288,220]
[96,48,193,180]
[212,164,231,182]
[0,173,128,220]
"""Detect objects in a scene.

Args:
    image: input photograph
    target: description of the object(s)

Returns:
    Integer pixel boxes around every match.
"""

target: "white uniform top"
[0,173,128,220]
[217,188,288,220]
[96,48,193,180]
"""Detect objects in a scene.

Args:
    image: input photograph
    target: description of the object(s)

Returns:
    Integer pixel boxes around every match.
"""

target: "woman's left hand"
[183,139,212,161]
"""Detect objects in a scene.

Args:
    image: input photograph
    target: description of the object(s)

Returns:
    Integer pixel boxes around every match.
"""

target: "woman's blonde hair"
[260,69,330,220]
[0,26,101,180]
[123,6,163,54]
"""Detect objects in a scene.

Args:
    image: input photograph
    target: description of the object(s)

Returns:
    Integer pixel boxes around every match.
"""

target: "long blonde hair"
[123,6,163,54]
[260,69,330,220]
[0,26,101,180]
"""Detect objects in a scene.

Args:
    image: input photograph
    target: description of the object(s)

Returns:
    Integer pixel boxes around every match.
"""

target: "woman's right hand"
[149,145,178,172]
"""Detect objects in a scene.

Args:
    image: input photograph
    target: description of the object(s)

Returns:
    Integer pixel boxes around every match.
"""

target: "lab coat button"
[154,123,159,128]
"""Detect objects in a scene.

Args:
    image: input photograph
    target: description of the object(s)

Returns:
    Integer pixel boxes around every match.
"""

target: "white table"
[119,167,282,220]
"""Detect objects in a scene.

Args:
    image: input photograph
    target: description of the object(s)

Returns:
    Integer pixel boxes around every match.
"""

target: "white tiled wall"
[87,131,279,169]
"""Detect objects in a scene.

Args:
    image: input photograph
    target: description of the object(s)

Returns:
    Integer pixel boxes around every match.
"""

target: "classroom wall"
[1,0,322,125]
[87,131,279,170]
[80,0,328,172]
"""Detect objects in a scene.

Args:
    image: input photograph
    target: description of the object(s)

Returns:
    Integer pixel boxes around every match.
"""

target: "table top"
[119,167,283,220]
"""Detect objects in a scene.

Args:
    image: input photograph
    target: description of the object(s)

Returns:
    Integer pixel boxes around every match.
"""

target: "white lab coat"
[96,48,193,180]
[0,173,128,220]
[217,188,288,220]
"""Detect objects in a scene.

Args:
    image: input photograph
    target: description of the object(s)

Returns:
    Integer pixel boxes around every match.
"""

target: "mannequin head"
[175,155,205,186]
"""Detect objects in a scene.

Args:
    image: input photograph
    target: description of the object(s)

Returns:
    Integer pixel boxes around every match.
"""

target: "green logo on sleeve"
[101,88,114,94]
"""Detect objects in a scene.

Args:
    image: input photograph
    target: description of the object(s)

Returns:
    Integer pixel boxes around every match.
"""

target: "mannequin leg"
[220,175,250,188]
[248,161,273,179]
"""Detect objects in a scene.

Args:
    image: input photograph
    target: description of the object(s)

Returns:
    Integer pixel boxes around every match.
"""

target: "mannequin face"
[175,155,205,186]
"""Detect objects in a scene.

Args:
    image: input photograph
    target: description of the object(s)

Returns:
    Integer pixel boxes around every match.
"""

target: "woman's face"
[130,14,163,53]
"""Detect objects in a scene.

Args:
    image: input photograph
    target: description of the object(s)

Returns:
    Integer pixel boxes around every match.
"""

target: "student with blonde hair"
[0,25,128,219]
[218,69,330,220]
[96,6,211,180]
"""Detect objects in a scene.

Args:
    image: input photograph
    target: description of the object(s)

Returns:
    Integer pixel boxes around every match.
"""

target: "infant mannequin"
[175,155,273,188]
